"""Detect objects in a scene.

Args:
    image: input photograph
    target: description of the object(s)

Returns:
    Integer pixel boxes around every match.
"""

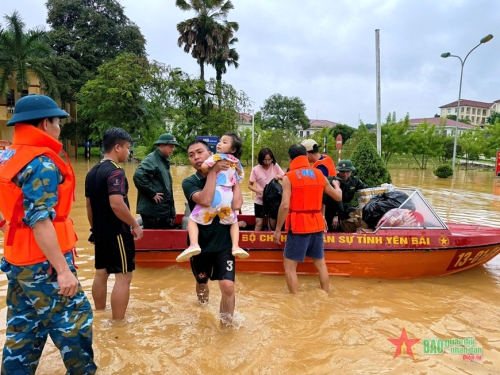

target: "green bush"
[433,164,453,178]
[350,137,391,187]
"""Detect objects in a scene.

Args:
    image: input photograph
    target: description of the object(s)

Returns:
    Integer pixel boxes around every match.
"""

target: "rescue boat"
[135,189,500,279]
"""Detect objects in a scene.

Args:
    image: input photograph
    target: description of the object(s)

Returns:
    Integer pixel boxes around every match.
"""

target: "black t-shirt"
[182,172,232,253]
[85,160,131,239]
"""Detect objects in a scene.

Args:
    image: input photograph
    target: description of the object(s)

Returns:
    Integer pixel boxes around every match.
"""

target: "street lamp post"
[251,110,255,170]
[441,34,493,176]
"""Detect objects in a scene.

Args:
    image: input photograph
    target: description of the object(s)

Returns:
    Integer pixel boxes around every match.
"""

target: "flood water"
[1,158,500,374]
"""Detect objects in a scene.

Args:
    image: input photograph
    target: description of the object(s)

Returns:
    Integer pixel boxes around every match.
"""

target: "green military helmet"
[336,159,355,172]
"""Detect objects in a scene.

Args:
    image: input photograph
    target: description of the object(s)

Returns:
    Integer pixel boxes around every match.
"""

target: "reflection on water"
[1,159,500,374]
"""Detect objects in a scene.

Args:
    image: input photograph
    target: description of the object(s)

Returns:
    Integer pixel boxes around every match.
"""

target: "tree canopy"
[77,53,152,140]
[46,0,146,101]
[0,11,58,98]
[176,0,238,81]
[260,93,310,133]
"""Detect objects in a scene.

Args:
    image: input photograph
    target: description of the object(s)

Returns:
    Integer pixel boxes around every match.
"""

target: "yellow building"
[0,71,77,156]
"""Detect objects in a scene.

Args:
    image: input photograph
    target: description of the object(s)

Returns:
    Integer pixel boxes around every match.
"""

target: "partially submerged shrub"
[433,164,453,178]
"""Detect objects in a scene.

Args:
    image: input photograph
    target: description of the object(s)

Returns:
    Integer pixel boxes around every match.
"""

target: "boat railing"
[373,188,449,233]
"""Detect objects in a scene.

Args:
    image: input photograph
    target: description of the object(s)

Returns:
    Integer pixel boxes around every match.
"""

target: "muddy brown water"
[1,159,500,374]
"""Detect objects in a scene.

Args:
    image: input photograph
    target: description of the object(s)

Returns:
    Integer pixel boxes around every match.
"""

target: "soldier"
[0,95,96,373]
[323,159,367,231]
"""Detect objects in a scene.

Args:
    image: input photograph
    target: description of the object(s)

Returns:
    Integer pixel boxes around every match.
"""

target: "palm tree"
[0,11,58,99]
[211,37,239,83]
[176,0,239,81]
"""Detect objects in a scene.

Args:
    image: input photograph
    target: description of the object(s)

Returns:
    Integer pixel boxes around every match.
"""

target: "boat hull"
[135,216,500,279]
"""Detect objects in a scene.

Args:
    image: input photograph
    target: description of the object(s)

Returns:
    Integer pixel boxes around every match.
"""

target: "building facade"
[439,99,500,126]
[0,72,76,155]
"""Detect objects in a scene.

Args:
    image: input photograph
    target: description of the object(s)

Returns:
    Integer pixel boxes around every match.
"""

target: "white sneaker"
[232,248,249,259]
[176,247,201,262]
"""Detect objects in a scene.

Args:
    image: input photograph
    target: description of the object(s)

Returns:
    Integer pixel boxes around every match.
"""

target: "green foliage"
[407,121,445,169]
[341,124,375,159]
[433,164,453,178]
[77,53,156,140]
[381,113,410,164]
[165,71,249,145]
[446,114,457,121]
[261,93,309,134]
[260,129,299,166]
[487,112,500,125]
[176,0,238,81]
[485,119,500,158]
[459,126,487,169]
[350,137,391,187]
[442,136,462,161]
[46,0,146,101]
[0,11,58,98]
[330,124,356,144]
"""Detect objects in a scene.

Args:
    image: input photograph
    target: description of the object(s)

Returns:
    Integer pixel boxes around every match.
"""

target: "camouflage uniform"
[1,156,96,374]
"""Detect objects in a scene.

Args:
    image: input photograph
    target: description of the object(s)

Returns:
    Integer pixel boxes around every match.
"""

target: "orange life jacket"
[285,155,326,234]
[312,154,336,176]
[0,124,76,266]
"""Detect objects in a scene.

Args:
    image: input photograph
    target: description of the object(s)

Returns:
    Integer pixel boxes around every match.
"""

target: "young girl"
[176,133,249,262]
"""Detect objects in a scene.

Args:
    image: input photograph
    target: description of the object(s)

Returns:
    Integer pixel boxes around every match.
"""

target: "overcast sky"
[6,0,499,127]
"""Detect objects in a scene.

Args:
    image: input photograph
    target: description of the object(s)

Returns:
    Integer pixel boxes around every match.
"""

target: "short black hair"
[103,128,132,153]
[187,139,210,151]
[222,132,242,159]
[22,117,56,127]
[257,147,276,166]
[288,144,307,160]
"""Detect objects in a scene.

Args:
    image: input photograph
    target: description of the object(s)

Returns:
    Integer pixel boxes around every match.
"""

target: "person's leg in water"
[230,221,249,258]
[92,268,109,310]
[111,272,133,320]
[312,258,330,292]
[219,279,235,326]
[177,218,202,262]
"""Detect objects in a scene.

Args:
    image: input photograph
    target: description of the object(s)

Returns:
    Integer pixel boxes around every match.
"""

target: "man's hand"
[273,229,282,244]
[331,179,340,189]
[332,215,339,229]
[153,192,164,203]
[212,159,230,174]
[57,269,79,297]
[132,224,143,240]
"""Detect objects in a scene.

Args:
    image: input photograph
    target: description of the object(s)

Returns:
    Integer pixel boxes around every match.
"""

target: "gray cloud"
[6,0,499,127]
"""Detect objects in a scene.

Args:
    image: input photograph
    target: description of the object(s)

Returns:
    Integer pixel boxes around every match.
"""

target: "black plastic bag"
[262,179,283,220]
[362,191,415,228]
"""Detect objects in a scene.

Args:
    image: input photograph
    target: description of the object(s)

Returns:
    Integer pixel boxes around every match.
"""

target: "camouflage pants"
[1,252,96,375]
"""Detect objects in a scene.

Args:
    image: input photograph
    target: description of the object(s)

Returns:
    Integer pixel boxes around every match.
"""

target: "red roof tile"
[439,99,494,109]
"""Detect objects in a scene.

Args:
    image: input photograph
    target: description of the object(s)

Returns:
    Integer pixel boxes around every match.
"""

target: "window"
[299,131,303,137]
[6,89,15,106]
[447,108,451,114]
[21,90,29,97]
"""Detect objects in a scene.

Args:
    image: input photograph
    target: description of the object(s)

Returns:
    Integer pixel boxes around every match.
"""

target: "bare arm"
[200,161,210,174]
[192,160,230,207]
[86,197,93,228]
[324,177,342,201]
[109,195,143,240]
[232,181,243,211]
[32,218,79,297]
[273,176,291,244]
[248,181,263,196]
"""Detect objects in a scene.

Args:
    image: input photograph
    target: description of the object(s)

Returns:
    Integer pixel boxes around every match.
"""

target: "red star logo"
[387,327,420,359]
